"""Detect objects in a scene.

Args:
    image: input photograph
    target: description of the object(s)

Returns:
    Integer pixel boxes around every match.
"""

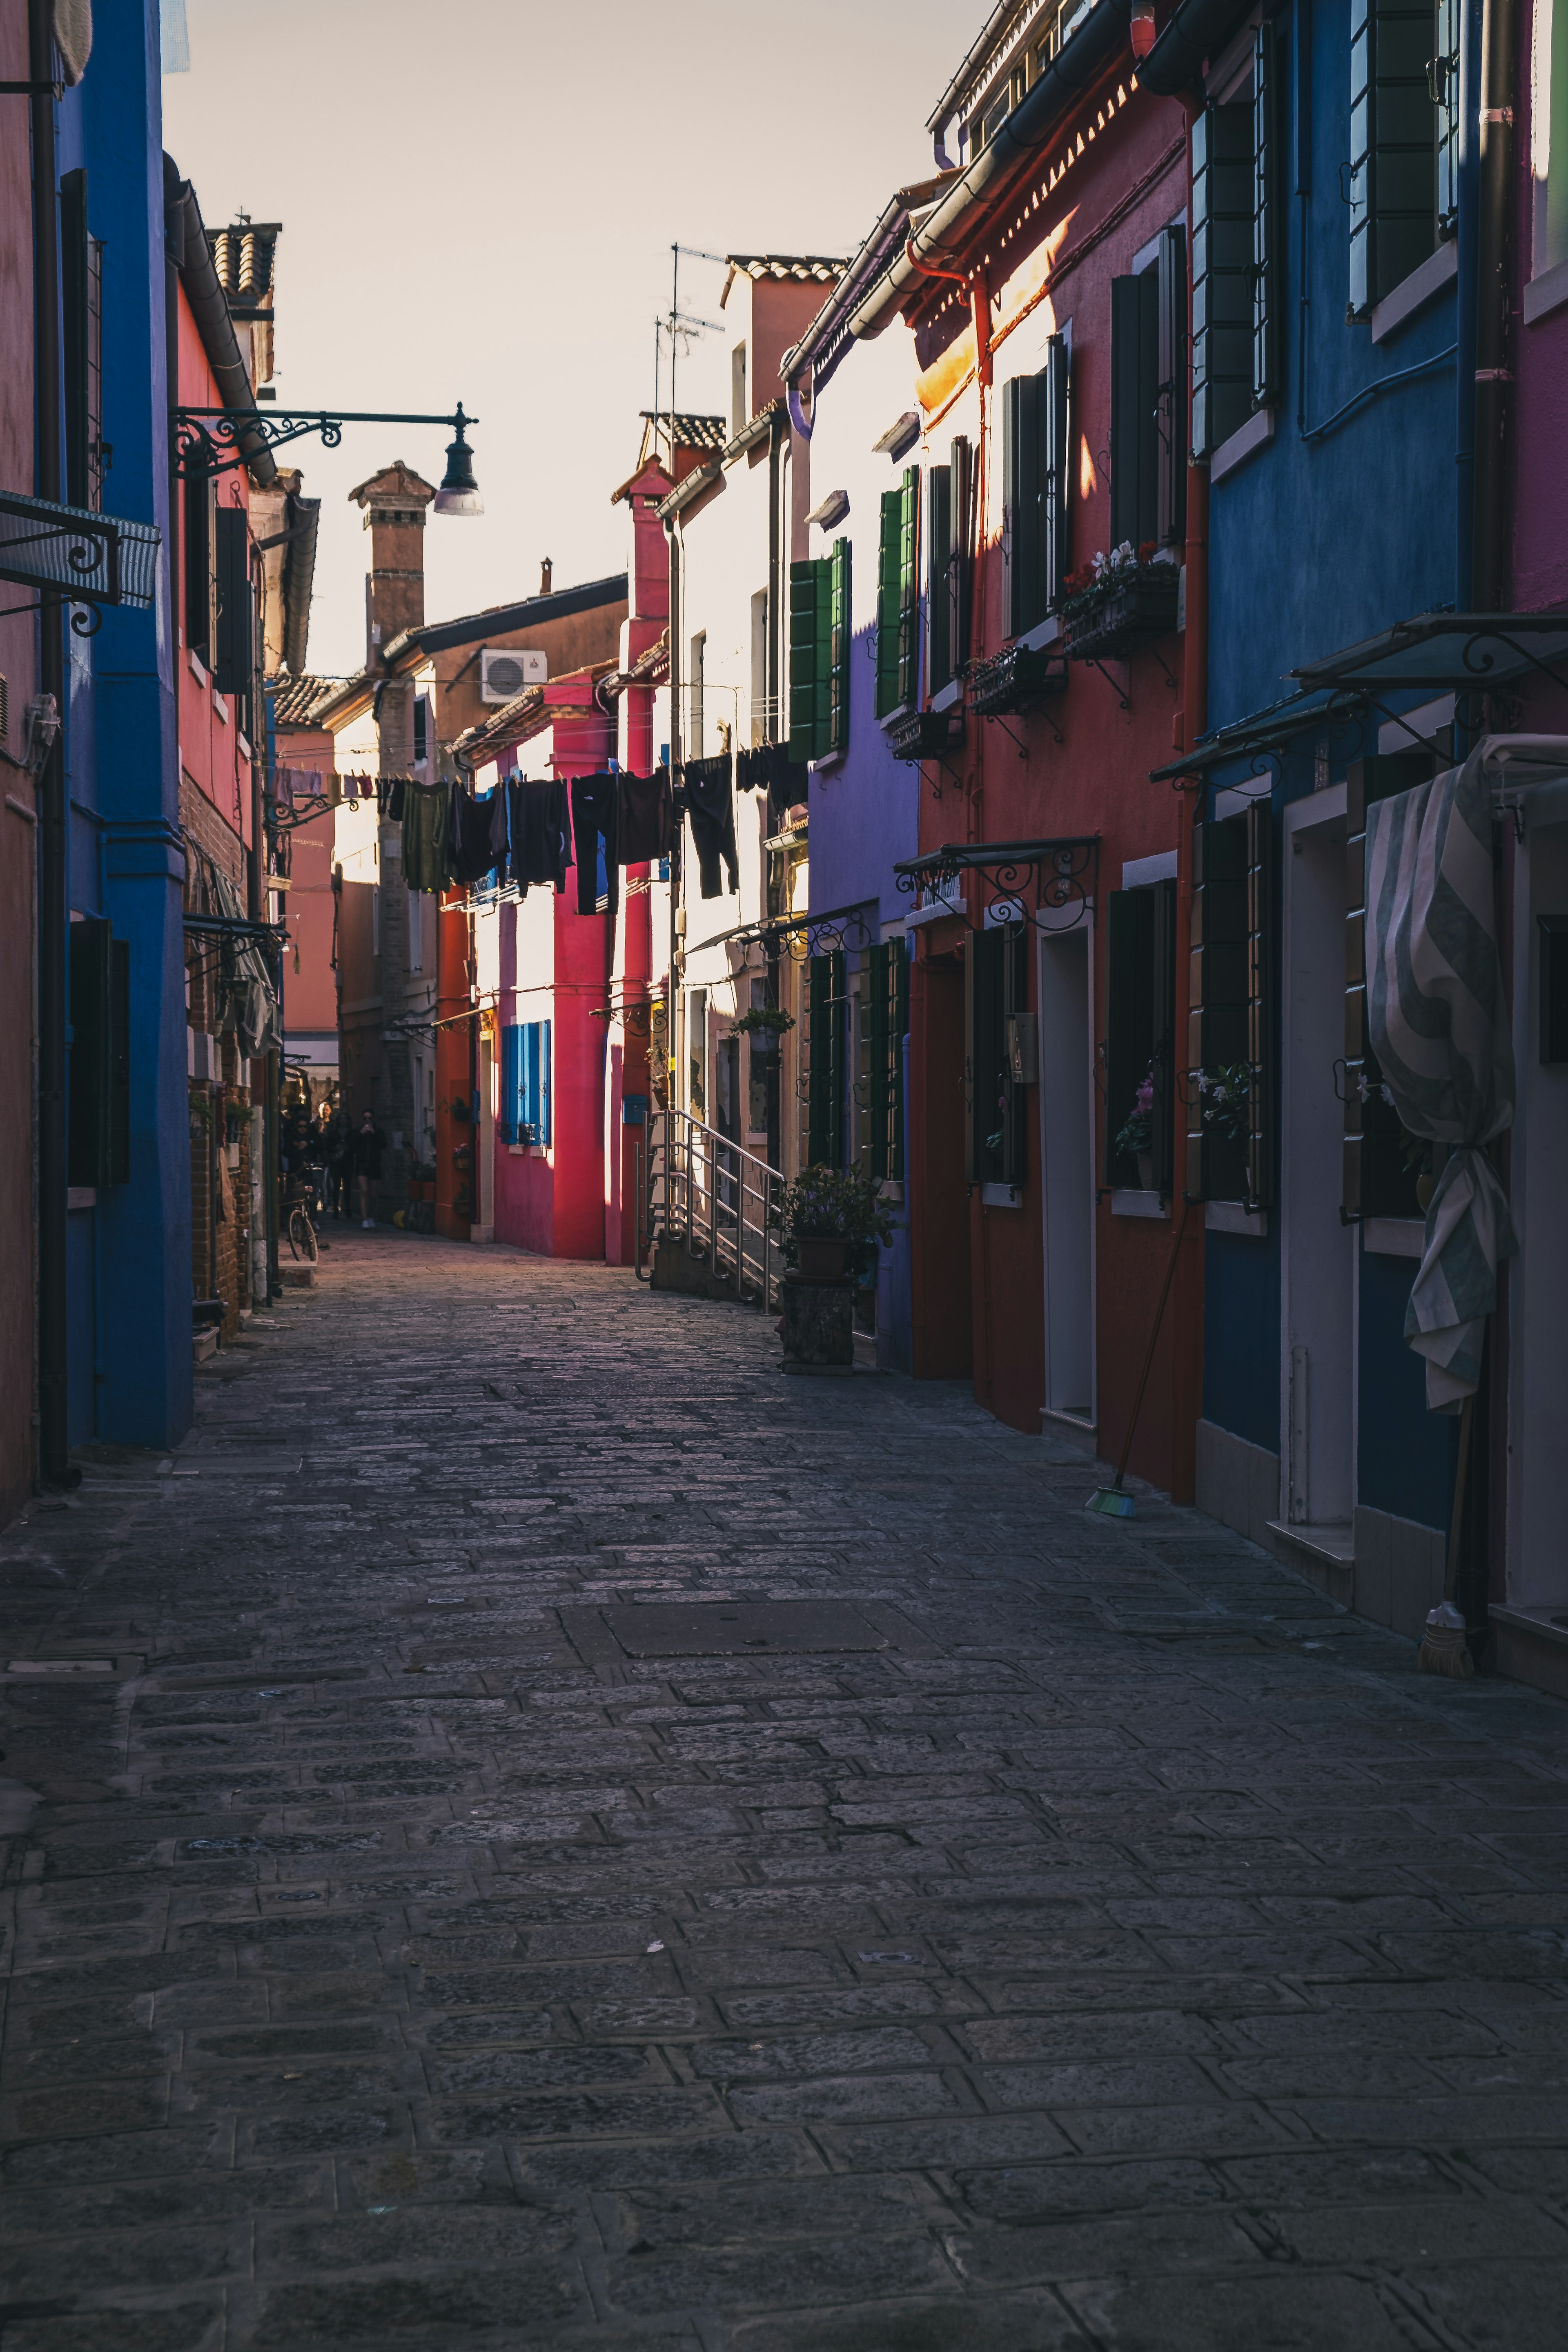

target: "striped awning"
[1365,746,1517,1411]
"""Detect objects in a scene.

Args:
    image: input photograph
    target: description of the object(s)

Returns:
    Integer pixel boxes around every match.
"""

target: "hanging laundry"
[616,766,673,864]
[682,759,738,899]
[376,775,407,822]
[448,786,499,887]
[402,779,450,892]
[511,779,573,896]
[489,781,511,877]
[570,773,619,915]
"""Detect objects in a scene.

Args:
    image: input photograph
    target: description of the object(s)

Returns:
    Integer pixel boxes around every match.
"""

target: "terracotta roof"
[721,254,846,308]
[270,673,335,727]
[207,223,280,305]
[639,412,728,454]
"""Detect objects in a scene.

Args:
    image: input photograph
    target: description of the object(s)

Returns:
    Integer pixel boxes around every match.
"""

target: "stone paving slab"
[2,1232,1568,2346]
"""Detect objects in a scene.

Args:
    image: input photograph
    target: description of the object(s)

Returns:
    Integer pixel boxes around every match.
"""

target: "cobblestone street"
[3,1235,1568,2350]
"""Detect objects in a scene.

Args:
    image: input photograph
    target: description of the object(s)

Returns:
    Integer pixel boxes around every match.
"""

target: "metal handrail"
[639,1107,785,1307]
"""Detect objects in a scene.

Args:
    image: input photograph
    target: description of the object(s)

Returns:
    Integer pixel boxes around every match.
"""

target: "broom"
[1417,1392,1476,1678]
[1086,1201,1190,1519]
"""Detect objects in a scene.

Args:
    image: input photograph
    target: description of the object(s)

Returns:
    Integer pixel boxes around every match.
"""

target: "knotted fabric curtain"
[1365,746,1517,1412]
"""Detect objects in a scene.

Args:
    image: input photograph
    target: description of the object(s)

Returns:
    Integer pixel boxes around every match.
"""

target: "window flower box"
[887,706,964,764]
[967,642,1067,716]
[1062,559,1179,661]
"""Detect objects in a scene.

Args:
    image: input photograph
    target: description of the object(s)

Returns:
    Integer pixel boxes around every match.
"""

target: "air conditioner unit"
[480,647,547,703]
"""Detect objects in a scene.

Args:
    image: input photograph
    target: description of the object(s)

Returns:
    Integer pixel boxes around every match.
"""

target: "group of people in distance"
[280,1102,385,1229]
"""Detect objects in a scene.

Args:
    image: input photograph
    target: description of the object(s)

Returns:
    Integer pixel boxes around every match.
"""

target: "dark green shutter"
[1156,228,1187,547]
[1434,0,1460,235]
[898,466,919,707]
[1343,755,1430,1215]
[1187,816,1250,1203]
[787,559,818,762]
[1105,889,1155,1187]
[870,938,909,1183]
[1002,372,1040,637]
[1042,334,1070,607]
[68,918,113,1189]
[949,436,973,665]
[1244,802,1274,1210]
[1151,877,1178,1201]
[1191,101,1253,455]
[1349,0,1439,317]
[828,539,850,754]
[927,463,952,695]
[808,949,845,1164]
[1252,20,1281,409]
[875,490,901,718]
[60,169,92,511]
[1110,275,1159,554]
[814,553,833,755]
[214,506,252,702]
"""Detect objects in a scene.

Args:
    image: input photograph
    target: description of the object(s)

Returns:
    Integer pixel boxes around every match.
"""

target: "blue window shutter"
[1252,20,1281,409]
[539,1022,552,1147]
[499,1025,519,1144]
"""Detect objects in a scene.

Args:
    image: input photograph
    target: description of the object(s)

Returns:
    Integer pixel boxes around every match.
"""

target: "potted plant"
[1114,1067,1156,1191]
[772,1163,893,1282]
[733,1006,795,1056]
[1059,540,1179,659]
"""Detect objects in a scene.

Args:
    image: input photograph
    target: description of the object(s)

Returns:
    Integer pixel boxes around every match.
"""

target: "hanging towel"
[683,760,738,899]
[1365,745,1518,1411]
[448,787,499,887]
[570,773,619,915]
[616,766,673,864]
[489,780,512,877]
[402,780,451,892]
[513,779,572,895]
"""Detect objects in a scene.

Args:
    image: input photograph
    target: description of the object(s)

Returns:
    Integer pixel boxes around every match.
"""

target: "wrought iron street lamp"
[172,402,482,506]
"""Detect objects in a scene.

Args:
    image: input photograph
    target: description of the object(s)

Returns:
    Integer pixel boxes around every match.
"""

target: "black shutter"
[787,558,818,763]
[876,488,901,717]
[1002,372,1040,638]
[1244,803,1274,1209]
[109,937,130,1185]
[898,466,920,708]
[68,917,113,1189]
[214,506,252,700]
[1192,101,1254,455]
[1105,889,1155,1187]
[927,463,952,695]
[967,925,1025,1188]
[808,950,845,1165]
[1434,0,1460,236]
[1151,876,1178,1201]
[60,169,91,511]
[1111,276,1160,554]
[1252,20,1281,410]
[1042,334,1070,608]
[1343,755,1430,1216]
[1186,815,1250,1203]
[1156,227,1187,548]
[1349,0,1438,317]
[950,436,973,666]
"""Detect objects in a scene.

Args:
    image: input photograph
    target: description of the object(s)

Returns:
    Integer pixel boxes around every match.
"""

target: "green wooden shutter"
[1156,228,1187,548]
[1192,100,1254,456]
[1243,805,1274,1210]
[787,559,818,762]
[814,553,834,755]
[1434,0,1460,236]
[898,465,919,707]
[808,950,845,1164]
[927,463,952,695]
[1151,876,1179,1201]
[1110,276,1159,554]
[1002,371,1041,637]
[1343,755,1430,1215]
[69,917,113,1189]
[1252,20,1281,410]
[870,938,909,1183]
[1042,334,1070,607]
[1105,889,1155,1187]
[828,539,850,754]
[1187,816,1250,1203]
[875,489,901,718]
[1349,0,1439,317]
[950,436,973,666]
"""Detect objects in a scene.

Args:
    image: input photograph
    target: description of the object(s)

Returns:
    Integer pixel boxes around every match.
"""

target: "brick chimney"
[350,460,436,669]
[540,556,553,597]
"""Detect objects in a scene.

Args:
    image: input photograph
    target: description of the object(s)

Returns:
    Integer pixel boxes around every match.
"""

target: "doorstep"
[1267,1520,1354,1569]
[853,1330,878,1370]
[1490,1601,1568,1653]
[277,1263,316,1290]
[192,1327,218,1364]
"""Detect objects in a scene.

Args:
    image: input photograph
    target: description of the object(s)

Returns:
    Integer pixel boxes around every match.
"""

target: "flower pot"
[795,1235,849,1281]
[1136,1152,1154,1192]
[748,1028,780,1055]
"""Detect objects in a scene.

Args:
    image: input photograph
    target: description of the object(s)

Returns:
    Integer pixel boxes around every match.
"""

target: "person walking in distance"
[352,1109,385,1229]
[323,1105,353,1220]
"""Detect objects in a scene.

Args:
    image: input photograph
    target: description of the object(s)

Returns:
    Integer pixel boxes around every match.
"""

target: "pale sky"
[162,0,962,683]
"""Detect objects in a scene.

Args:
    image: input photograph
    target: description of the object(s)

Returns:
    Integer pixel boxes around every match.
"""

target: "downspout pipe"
[849,0,1134,341]
[31,0,73,1489]
[1470,0,1514,611]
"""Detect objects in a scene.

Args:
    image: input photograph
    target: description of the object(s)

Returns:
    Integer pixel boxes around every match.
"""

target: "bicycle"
[284,1172,319,1264]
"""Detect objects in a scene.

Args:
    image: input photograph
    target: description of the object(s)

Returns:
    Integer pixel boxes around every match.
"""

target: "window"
[1105,880,1178,1197]
[1112,232,1187,555]
[68,920,129,1188]
[1190,23,1281,457]
[60,170,104,512]
[807,950,846,1165]
[967,922,1028,1188]
[1001,338,1069,638]
[689,630,706,758]
[1532,0,1568,275]
[869,937,908,1181]
[787,539,850,763]
[1348,0,1459,318]
[499,1020,552,1147]
[413,694,429,768]
[1343,755,1432,1217]
[731,342,748,438]
[875,466,919,719]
